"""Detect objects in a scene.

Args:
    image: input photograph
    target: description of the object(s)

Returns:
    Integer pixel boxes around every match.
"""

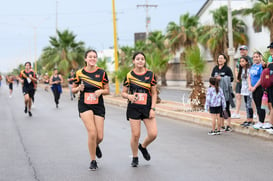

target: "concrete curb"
[104,95,273,141]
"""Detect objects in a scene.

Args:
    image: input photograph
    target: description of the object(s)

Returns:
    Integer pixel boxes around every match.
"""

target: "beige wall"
[166,61,216,82]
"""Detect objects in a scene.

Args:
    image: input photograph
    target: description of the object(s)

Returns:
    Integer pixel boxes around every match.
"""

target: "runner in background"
[67,70,76,100]
[19,62,37,117]
[49,68,63,108]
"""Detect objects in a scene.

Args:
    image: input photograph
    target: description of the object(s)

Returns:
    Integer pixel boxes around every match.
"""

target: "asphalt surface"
[0,85,273,181]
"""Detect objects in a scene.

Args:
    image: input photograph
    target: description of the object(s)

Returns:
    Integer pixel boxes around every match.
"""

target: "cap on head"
[239,45,248,50]
[267,42,273,48]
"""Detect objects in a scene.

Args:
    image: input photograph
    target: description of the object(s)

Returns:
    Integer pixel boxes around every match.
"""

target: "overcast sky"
[0,0,206,73]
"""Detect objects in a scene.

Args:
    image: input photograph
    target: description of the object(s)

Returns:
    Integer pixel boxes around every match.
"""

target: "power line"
[137,0,158,39]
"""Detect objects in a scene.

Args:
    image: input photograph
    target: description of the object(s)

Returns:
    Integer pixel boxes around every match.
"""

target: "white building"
[166,0,271,81]
[197,0,271,60]
[97,49,115,73]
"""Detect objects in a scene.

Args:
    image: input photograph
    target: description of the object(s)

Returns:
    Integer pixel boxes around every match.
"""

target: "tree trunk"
[160,72,167,87]
[189,74,206,109]
[186,69,193,87]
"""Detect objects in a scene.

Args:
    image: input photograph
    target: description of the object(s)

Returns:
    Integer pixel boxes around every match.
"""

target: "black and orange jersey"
[19,69,36,89]
[74,67,109,105]
[123,69,157,108]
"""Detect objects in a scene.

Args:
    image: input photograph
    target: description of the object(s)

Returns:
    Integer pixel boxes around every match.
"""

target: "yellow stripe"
[78,71,103,88]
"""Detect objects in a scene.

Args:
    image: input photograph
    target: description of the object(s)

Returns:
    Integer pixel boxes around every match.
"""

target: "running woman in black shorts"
[121,52,158,167]
[19,62,37,117]
[72,49,109,171]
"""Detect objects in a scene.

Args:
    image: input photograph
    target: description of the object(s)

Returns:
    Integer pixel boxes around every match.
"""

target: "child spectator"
[205,77,226,135]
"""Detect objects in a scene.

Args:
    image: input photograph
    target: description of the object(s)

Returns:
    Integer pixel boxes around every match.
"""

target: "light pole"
[227,0,235,73]
[23,17,49,73]
[112,0,119,95]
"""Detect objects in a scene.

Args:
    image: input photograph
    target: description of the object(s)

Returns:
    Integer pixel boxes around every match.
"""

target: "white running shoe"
[261,122,273,129]
[266,128,273,134]
[231,113,240,119]
[253,122,263,129]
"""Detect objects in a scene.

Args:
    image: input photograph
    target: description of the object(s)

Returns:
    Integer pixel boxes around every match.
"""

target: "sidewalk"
[104,93,273,141]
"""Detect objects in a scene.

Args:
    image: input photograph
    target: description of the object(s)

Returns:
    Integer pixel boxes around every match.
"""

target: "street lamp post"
[112,0,119,95]
[227,0,235,73]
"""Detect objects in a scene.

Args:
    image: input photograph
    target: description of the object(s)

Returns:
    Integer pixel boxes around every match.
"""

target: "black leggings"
[52,88,61,105]
[220,101,231,118]
[253,86,265,123]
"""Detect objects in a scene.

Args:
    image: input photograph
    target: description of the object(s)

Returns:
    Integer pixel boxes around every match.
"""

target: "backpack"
[260,67,273,88]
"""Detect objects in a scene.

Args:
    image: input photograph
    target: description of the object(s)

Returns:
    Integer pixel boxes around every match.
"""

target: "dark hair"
[132,52,146,68]
[132,52,146,60]
[237,56,250,81]
[25,61,31,66]
[209,77,219,94]
[217,53,229,66]
[85,49,97,58]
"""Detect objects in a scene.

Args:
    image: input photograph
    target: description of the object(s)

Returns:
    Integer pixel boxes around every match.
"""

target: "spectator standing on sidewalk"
[205,77,226,135]
[265,42,273,133]
[232,45,253,119]
[49,68,63,108]
[121,52,157,167]
[249,51,266,129]
[211,53,234,132]
[237,56,254,127]
[72,49,110,170]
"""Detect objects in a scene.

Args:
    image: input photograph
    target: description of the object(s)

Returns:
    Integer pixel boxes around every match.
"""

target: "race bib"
[133,93,147,105]
[27,78,31,84]
[84,93,98,104]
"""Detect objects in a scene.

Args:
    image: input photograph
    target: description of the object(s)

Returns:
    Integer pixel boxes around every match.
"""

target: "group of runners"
[7,50,157,171]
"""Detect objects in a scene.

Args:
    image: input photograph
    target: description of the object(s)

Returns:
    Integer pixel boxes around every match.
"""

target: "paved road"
[0,85,272,181]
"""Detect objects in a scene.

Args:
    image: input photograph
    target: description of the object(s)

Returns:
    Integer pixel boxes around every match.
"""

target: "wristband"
[151,107,156,111]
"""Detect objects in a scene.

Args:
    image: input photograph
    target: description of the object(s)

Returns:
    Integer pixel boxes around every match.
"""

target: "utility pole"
[112,0,119,94]
[227,0,235,74]
[56,0,58,34]
[137,0,157,39]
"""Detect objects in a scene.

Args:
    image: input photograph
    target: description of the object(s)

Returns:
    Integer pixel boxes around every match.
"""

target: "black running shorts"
[23,87,35,99]
[126,106,150,121]
[78,102,105,118]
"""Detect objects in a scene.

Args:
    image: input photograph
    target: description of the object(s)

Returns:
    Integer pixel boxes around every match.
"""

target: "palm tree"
[243,0,273,42]
[166,13,199,87]
[185,46,206,109]
[146,31,171,86]
[40,30,85,76]
[199,6,248,62]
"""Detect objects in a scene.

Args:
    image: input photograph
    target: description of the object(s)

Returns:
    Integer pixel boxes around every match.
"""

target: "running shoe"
[262,122,272,129]
[220,126,226,132]
[96,145,102,158]
[28,111,32,117]
[240,121,248,127]
[225,126,232,132]
[253,122,263,129]
[138,143,151,161]
[215,130,221,135]
[89,160,98,170]
[131,157,139,167]
[208,130,216,135]
[24,107,27,114]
